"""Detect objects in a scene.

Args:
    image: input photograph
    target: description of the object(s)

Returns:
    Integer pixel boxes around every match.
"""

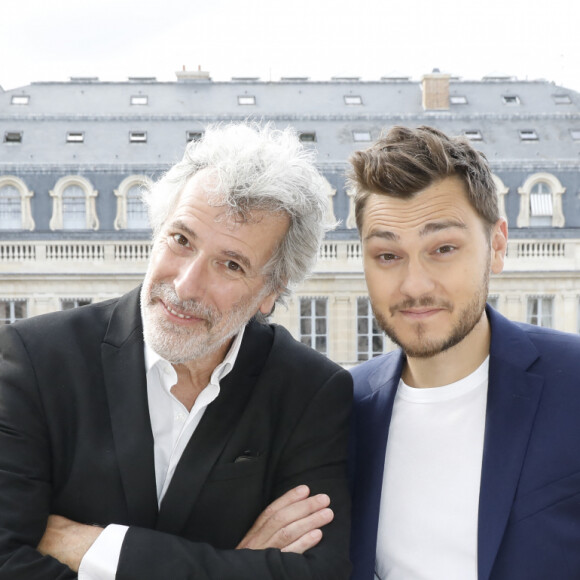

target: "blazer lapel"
[155,319,272,535]
[477,309,544,580]
[351,352,404,579]
[101,287,159,527]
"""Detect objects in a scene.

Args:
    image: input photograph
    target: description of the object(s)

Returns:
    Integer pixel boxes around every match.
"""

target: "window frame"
[130,95,148,106]
[299,132,317,143]
[49,175,99,231]
[356,296,386,361]
[0,299,27,324]
[344,95,363,105]
[4,131,22,143]
[519,129,538,141]
[526,295,554,328]
[10,95,29,105]
[463,130,483,141]
[0,176,35,230]
[129,131,147,143]
[352,130,372,142]
[237,95,256,105]
[114,175,153,230]
[299,296,328,356]
[66,131,85,143]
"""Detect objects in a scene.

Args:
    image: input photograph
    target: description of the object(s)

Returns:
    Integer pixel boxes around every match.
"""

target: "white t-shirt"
[374,357,489,580]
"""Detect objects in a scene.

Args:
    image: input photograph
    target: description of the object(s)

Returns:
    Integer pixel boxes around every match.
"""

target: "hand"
[37,515,103,572]
[236,485,334,554]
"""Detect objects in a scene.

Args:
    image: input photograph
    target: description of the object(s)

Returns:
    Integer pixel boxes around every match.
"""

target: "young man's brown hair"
[348,125,499,234]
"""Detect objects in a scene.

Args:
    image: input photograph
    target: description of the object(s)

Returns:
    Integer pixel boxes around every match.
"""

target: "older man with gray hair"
[0,123,352,579]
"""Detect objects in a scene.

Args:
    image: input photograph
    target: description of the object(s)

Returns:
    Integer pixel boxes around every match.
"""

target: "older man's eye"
[172,233,189,247]
[225,260,242,272]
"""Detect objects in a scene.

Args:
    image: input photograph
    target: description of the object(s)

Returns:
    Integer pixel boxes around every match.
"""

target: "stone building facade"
[1,69,579,367]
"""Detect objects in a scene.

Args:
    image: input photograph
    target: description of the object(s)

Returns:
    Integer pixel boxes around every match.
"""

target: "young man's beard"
[374,268,490,359]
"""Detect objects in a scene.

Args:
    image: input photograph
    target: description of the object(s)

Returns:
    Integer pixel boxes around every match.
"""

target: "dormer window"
[129,131,147,143]
[11,95,30,105]
[450,95,468,104]
[4,131,22,143]
[463,130,483,141]
[186,131,204,143]
[66,132,84,143]
[353,131,371,142]
[519,129,538,141]
[299,132,317,142]
[344,95,363,105]
[130,95,148,105]
[570,129,580,141]
[553,94,572,104]
[502,95,520,105]
[238,96,256,105]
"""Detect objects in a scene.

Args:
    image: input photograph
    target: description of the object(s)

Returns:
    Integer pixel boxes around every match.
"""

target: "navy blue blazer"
[349,306,580,580]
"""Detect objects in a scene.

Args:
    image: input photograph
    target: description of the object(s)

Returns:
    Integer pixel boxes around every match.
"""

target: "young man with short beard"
[348,126,580,580]
[0,123,352,579]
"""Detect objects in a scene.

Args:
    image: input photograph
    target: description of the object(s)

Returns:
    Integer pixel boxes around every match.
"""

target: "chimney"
[176,65,211,82]
[421,69,451,110]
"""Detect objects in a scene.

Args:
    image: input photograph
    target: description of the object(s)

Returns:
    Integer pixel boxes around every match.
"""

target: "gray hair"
[143,122,335,303]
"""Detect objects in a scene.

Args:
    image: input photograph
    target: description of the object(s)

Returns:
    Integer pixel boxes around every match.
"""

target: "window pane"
[300,299,312,316]
[62,185,86,229]
[126,185,149,229]
[358,317,369,334]
[299,297,327,356]
[0,300,27,324]
[0,185,21,229]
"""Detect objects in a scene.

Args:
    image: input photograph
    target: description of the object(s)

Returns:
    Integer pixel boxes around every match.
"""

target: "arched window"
[0,177,35,231]
[517,173,566,228]
[114,175,152,230]
[49,176,99,231]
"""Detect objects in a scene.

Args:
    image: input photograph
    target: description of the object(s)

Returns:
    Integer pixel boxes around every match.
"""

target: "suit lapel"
[477,309,544,580]
[351,352,404,579]
[155,319,272,535]
[101,287,159,527]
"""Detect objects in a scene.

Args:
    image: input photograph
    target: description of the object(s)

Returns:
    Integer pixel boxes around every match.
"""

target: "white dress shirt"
[78,328,245,579]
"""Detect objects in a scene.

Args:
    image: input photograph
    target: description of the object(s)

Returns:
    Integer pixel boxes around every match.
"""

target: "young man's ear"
[490,218,508,274]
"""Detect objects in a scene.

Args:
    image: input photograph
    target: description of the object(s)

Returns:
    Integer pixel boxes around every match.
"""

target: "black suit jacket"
[0,287,353,579]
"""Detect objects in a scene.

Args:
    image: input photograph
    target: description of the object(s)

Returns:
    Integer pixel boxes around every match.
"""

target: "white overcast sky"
[1,0,579,92]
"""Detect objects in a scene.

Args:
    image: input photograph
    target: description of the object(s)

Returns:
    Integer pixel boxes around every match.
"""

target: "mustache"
[389,296,453,316]
[149,283,219,323]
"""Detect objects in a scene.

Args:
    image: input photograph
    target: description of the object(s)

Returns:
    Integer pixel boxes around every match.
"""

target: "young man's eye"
[436,245,455,254]
[378,253,398,262]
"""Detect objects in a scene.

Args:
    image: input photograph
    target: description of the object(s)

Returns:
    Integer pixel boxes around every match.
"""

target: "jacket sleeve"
[0,325,77,579]
[117,368,353,580]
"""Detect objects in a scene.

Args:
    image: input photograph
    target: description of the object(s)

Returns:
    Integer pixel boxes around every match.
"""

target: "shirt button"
[175,413,186,422]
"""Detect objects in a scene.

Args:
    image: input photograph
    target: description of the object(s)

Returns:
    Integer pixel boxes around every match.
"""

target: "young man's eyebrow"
[419,220,467,236]
[364,220,467,243]
[364,230,399,243]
